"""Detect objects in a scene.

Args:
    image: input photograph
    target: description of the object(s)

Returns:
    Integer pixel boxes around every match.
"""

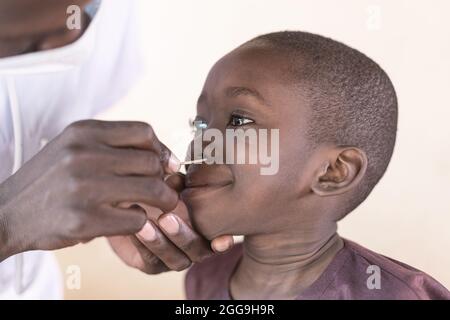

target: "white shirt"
[0,0,142,299]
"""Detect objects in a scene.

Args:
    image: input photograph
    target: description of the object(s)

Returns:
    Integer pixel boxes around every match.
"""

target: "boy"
[181,31,450,299]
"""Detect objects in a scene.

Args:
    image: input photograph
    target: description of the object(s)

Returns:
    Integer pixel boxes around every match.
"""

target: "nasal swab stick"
[180,158,207,165]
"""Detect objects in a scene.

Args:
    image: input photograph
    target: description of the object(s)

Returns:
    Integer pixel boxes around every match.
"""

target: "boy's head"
[181,31,397,240]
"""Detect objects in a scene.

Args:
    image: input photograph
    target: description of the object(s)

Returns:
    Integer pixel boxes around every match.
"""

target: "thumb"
[211,235,234,253]
[165,173,185,192]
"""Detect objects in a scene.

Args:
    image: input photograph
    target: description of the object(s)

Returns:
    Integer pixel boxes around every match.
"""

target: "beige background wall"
[55,0,450,299]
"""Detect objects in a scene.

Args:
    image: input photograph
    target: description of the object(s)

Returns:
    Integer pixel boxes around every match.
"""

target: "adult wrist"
[0,204,14,261]
[0,184,20,262]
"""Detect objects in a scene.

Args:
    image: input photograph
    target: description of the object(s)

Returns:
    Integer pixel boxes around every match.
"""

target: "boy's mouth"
[182,164,233,198]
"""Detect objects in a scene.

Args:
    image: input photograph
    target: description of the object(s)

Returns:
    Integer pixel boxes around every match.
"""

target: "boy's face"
[181,45,318,239]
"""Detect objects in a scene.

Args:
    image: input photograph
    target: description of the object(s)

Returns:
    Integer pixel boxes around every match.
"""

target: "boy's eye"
[229,114,254,127]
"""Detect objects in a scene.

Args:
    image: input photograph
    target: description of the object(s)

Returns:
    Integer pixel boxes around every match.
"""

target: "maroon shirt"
[185,238,450,300]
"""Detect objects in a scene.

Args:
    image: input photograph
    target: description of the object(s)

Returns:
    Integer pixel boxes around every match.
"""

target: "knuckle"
[151,181,177,207]
[65,210,88,237]
[64,120,87,137]
[65,121,82,133]
[63,120,97,143]
[179,238,195,254]
[60,146,97,172]
[141,122,155,139]
[146,152,163,175]
[172,260,192,272]
[66,176,83,194]
[61,152,76,168]
[61,147,77,166]
[133,122,154,139]
[66,175,90,199]
[141,251,160,267]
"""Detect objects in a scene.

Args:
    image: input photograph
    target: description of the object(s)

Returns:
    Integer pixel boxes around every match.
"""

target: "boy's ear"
[311,147,368,196]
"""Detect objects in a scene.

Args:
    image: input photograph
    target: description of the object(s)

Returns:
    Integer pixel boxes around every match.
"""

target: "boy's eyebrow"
[197,86,270,106]
[225,86,269,106]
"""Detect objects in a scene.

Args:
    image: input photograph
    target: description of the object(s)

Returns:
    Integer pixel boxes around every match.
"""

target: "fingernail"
[213,238,233,253]
[137,221,157,242]
[159,214,179,235]
[168,153,181,173]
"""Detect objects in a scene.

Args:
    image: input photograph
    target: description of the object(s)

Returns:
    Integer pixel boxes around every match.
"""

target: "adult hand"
[0,120,180,261]
[0,0,91,57]
[108,174,234,273]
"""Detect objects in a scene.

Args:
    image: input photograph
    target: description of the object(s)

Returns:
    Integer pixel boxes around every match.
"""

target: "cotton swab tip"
[180,158,207,165]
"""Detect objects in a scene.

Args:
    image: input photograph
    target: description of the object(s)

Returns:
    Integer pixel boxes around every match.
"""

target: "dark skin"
[0,0,92,57]
[109,174,234,273]
[182,44,368,299]
[0,1,233,274]
[0,120,233,272]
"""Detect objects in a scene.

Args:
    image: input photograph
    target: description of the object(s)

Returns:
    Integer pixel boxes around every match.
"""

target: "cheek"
[184,139,307,238]
[229,165,292,229]
[186,159,299,238]
[183,165,271,238]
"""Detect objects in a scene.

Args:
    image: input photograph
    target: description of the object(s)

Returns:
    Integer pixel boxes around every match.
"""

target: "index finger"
[65,120,181,173]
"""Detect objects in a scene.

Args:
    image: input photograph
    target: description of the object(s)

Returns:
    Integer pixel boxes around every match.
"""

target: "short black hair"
[246,31,398,214]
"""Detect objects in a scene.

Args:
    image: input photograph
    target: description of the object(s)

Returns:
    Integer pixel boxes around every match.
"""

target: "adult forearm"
[0,182,22,262]
[0,204,15,262]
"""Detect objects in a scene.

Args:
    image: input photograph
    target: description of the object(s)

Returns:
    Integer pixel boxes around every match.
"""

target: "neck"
[230,224,343,299]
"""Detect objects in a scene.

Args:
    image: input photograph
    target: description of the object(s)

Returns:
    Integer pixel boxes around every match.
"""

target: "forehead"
[203,45,291,97]
[200,45,311,123]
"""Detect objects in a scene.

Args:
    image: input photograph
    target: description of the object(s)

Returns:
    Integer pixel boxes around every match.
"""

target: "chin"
[181,189,236,240]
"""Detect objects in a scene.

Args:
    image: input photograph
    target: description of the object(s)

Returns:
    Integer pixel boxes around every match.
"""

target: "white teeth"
[180,158,207,165]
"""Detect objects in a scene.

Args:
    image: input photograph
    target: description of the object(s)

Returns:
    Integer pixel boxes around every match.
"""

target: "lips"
[182,164,233,198]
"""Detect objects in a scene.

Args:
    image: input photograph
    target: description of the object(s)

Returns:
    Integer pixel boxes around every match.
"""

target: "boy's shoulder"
[308,239,450,300]
[184,239,450,300]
